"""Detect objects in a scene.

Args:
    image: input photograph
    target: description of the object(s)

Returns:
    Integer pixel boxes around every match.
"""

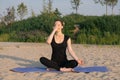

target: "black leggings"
[40,57,78,71]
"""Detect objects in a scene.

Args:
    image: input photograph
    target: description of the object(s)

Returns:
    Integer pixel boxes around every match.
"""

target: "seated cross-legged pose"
[40,19,83,72]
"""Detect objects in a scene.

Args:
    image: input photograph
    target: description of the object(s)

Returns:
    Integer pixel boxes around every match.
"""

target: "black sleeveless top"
[51,35,69,64]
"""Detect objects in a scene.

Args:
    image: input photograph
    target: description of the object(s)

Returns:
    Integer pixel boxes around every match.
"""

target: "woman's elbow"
[46,40,51,45]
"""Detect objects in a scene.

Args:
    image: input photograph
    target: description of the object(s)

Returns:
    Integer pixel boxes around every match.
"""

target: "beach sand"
[0,42,120,80]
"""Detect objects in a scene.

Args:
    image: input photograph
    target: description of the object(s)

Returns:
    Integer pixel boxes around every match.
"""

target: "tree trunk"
[106,3,108,16]
[76,7,77,14]
[112,7,114,15]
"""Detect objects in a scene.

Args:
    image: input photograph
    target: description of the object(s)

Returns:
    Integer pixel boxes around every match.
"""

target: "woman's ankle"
[60,67,73,72]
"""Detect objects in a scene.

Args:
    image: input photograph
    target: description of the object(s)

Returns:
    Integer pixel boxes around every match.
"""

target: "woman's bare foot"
[60,67,73,72]
[47,68,55,71]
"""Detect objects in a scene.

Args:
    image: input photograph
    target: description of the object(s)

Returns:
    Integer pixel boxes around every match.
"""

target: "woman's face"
[54,21,63,32]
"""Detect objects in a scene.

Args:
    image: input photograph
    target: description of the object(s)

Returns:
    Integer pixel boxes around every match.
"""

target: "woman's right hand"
[53,26,58,32]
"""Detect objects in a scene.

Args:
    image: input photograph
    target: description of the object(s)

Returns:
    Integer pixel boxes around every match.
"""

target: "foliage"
[71,0,81,14]
[0,7,15,25]
[107,0,118,15]
[94,0,118,15]
[0,33,9,41]
[17,2,28,20]
[0,13,120,45]
[42,0,53,13]
[76,15,120,44]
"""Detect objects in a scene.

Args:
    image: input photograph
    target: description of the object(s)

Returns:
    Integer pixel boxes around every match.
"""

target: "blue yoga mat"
[10,67,59,73]
[10,66,108,73]
[73,66,108,73]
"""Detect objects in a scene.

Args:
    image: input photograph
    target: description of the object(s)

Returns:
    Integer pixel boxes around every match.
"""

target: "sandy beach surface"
[0,42,120,80]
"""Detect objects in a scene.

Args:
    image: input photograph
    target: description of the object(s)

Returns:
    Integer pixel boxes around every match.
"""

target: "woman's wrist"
[75,58,79,61]
[76,59,83,65]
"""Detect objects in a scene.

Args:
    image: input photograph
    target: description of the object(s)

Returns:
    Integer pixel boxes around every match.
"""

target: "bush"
[0,13,119,45]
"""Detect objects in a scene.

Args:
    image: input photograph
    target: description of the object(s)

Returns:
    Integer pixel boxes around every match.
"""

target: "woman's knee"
[70,60,78,67]
[40,57,46,63]
[65,60,78,68]
[74,60,78,66]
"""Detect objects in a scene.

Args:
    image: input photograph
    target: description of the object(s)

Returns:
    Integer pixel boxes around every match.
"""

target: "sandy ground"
[0,42,120,80]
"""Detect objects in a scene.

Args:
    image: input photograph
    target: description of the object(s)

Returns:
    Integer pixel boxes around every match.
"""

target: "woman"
[40,19,83,72]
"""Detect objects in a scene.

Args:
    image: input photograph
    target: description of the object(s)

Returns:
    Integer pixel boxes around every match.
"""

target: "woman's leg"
[40,57,60,70]
[59,60,78,72]
[63,60,78,68]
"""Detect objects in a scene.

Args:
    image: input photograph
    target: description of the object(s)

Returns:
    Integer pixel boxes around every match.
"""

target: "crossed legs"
[40,57,78,71]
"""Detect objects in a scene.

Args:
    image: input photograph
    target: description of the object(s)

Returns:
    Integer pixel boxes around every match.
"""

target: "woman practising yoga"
[40,19,83,72]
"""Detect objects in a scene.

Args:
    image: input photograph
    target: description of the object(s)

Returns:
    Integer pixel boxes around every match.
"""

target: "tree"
[54,8,61,17]
[42,0,47,13]
[48,0,53,13]
[71,0,81,14]
[119,9,120,15]
[10,7,16,22]
[94,0,110,15]
[2,6,15,25]
[17,2,27,20]
[42,0,53,13]
[108,0,118,15]
[31,9,36,17]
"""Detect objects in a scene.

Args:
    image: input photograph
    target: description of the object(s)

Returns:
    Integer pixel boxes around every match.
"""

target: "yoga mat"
[73,66,108,73]
[10,67,59,73]
[10,66,108,73]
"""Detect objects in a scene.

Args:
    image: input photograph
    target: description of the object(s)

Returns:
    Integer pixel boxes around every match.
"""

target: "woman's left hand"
[77,59,84,65]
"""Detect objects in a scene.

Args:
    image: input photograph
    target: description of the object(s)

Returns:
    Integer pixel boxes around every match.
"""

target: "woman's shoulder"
[64,35,70,40]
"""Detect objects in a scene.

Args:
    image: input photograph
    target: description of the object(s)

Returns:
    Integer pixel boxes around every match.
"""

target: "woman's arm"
[46,26,58,44]
[46,30,56,44]
[67,38,83,65]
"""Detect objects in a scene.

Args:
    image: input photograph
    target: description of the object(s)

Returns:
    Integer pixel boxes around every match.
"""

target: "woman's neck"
[55,31,63,36]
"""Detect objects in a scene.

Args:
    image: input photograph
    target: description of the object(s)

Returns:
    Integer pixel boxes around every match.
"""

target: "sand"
[0,42,120,80]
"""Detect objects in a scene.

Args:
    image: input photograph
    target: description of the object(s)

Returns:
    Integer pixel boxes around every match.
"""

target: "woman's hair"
[55,19,65,26]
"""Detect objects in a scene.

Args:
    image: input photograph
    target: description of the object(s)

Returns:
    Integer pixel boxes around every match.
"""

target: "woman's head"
[54,19,64,26]
[54,19,64,32]
[55,19,64,26]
